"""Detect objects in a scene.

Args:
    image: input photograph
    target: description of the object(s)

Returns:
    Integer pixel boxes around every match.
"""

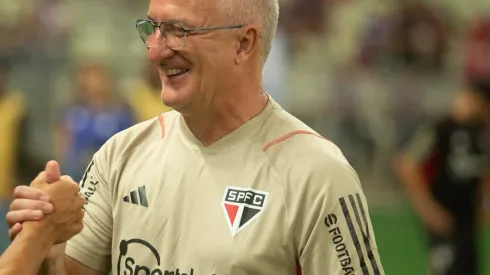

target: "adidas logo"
[123,186,149,207]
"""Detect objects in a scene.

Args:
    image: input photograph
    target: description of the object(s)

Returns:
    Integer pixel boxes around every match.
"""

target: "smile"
[165,68,189,77]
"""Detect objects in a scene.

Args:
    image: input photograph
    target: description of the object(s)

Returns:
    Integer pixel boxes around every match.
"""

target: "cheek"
[186,40,235,86]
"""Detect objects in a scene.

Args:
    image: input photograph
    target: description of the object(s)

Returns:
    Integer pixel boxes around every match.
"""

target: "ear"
[235,25,260,65]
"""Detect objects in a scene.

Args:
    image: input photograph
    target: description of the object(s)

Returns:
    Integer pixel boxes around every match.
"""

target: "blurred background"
[1,0,490,274]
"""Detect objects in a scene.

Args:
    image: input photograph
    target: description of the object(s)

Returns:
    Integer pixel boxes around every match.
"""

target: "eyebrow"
[146,15,191,26]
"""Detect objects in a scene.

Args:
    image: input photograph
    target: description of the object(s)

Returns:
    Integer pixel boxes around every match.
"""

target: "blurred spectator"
[392,2,451,72]
[0,62,42,200]
[395,79,490,275]
[464,17,490,84]
[283,0,328,37]
[358,11,395,68]
[0,1,37,64]
[128,63,172,122]
[56,63,135,180]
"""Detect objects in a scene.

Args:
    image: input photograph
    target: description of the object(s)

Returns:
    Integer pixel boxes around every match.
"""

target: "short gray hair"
[218,0,279,62]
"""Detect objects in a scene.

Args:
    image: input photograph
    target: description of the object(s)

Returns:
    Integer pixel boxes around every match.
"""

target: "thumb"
[45,160,61,183]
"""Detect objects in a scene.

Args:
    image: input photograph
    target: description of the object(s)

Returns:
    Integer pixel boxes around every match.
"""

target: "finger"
[13,186,50,202]
[6,210,43,227]
[10,199,53,214]
[45,160,61,183]
[9,223,22,240]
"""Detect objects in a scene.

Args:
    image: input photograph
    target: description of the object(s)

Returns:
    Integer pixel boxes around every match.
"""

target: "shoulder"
[258,108,358,193]
[96,111,179,163]
[260,106,347,164]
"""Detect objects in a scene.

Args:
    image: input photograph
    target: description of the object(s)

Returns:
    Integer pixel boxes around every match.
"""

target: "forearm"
[0,223,54,275]
[38,254,66,275]
[395,155,436,213]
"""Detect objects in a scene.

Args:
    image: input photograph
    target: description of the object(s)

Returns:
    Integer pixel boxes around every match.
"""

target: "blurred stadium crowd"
[1,0,490,274]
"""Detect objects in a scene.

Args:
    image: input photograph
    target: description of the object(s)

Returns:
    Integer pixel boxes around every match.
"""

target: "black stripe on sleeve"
[349,194,381,275]
[340,197,369,275]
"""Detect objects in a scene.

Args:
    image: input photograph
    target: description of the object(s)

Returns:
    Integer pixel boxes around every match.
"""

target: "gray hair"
[218,0,280,63]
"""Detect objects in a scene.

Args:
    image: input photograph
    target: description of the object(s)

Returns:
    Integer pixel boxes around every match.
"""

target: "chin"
[160,88,189,111]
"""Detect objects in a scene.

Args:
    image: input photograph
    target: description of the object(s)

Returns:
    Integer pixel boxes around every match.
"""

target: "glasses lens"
[160,22,186,50]
[136,20,155,42]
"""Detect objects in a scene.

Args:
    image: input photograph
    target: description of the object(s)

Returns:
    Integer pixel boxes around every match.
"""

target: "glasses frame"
[136,19,247,51]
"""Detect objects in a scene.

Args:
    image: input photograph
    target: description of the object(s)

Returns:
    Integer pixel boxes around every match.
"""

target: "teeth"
[165,68,188,76]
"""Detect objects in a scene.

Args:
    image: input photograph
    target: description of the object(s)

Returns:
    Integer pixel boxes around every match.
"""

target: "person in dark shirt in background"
[396,79,490,275]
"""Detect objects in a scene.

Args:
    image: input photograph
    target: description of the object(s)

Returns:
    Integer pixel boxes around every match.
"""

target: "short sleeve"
[65,147,113,273]
[293,154,385,274]
[401,123,437,163]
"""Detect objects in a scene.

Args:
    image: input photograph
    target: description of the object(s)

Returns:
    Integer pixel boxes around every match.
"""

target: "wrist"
[22,220,57,246]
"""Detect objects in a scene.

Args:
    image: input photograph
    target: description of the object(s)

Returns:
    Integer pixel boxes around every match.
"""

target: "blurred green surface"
[371,206,490,275]
[0,204,488,274]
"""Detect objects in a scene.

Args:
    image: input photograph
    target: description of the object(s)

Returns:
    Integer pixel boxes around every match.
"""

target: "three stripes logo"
[123,186,149,208]
[326,193,381,275]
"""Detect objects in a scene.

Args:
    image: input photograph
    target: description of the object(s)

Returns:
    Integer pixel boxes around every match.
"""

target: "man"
[0,161,85,275]
[395,80,490,275]
[6,0,384,274]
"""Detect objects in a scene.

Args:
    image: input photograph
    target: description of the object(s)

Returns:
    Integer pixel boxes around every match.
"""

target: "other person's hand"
[7,161,85,244]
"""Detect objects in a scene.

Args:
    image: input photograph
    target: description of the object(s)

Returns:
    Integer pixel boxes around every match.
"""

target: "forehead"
[148,0,218,24]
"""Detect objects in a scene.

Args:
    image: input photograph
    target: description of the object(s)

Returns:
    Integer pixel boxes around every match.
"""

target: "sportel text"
[118,239,227,275]
[124,262,194,275]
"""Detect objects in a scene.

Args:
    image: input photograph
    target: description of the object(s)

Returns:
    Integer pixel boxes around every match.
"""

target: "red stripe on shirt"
[262,130,327,152]
[158,114,165,139]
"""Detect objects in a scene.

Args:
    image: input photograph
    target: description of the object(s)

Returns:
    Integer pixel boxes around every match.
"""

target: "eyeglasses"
[136,19,246,51]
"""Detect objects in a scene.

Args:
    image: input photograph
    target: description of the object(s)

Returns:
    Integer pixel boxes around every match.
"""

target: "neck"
[184,87,268,146]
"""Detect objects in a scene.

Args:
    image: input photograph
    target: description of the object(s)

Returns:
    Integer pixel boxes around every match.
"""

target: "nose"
[146,30,175,64]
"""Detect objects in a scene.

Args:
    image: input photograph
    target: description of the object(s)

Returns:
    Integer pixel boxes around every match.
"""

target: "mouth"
[164,68,190,78]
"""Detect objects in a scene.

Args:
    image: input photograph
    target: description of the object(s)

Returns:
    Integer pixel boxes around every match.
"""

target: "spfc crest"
[221,186,268,236]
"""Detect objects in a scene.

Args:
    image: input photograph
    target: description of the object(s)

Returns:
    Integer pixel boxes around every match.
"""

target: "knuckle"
[61,175,74,182]
[75,196,84,205]
[66,183,78,193]
[35,201,46,210]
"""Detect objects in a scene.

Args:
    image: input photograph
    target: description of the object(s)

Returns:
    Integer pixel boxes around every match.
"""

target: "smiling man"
[6,0,384,274]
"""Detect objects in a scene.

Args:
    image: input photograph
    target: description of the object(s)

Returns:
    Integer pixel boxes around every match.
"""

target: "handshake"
[0,161,85,275]
[7,160,85,246]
